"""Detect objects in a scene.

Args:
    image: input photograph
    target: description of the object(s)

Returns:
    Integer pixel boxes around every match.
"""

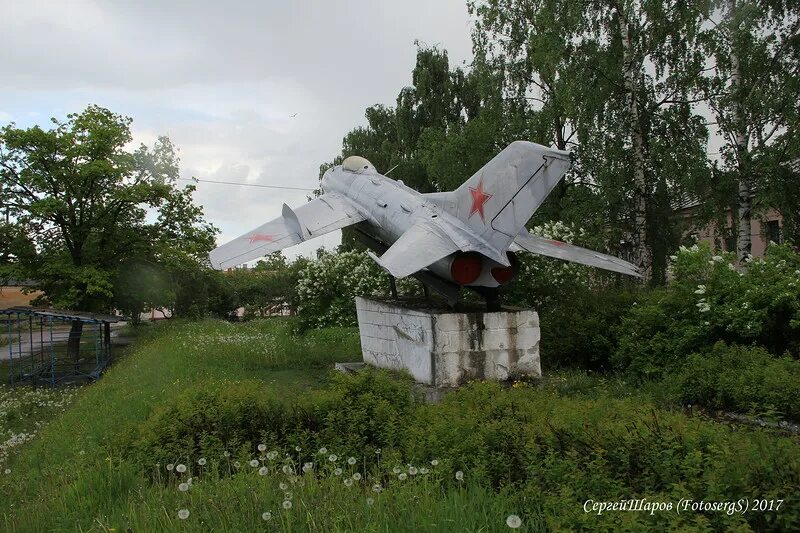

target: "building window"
[766,220,782,245]
[725,235,736,252]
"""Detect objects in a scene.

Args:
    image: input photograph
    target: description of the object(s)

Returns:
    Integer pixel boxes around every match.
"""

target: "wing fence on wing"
[209,192,364,270]
[368,222,459,279]
[513,231,641,277]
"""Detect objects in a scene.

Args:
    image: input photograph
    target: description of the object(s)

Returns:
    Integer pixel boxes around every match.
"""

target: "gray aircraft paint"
[209,141,640,292]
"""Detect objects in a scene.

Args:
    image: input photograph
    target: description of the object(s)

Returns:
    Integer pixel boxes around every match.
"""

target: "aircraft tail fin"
[447,141,571,252]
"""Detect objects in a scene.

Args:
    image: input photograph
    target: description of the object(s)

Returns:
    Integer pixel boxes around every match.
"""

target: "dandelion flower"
[455,470,464,481]
[166,464,174,471]
[506,514,522,529]
[178,482,189,492]
[372,483,382,493]
[177,509,190,520]
[344,478,354,487]
[430,459,439,466]
[282,465,292,475]
[409,466,418,475]
[258,444,267,452]
[392,466,401,474]
[302,462,313,473]
[295,446,302,452]
[398,473,407,481]
[249,459,259,468]
[328,454,338,462]
[259,466,268,476]
[352,472,362,481]
[267,451,278,460]
[279,482,288,490]
[420,467,429,474]
[347,456,356,465]
[197,458,206,466]
[176,464,187,473]
[3,469,10,475]
[283,500,292,510]
[319,447,327,454]
[234,461,241,469]
[262,511,272,521]
[334,468,343,476]
[366,497,375,506]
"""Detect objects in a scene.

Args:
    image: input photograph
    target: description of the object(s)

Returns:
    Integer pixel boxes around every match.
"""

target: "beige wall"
[684,208,784,257]
[0,287,42,308]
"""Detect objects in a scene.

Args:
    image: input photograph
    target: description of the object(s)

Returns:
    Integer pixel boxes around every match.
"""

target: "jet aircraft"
[209,141,640,306]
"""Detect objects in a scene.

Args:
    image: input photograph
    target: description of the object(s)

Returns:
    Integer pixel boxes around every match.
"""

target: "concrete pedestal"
[355,297,541,387]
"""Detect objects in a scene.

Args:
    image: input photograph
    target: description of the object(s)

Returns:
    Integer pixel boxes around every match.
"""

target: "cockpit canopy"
[342,156,376,174]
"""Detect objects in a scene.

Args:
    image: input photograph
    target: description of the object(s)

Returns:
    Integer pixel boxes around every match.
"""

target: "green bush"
[673,342,800,420]
[613,243,800,380]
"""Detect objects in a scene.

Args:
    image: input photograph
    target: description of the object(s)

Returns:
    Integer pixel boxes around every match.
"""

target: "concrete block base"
[355,297,541,387]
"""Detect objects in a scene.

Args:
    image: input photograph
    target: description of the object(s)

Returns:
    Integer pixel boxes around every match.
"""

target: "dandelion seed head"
[282,500,292,510]
[197,458,206,466]
[262,511,272,521]
[318,447,327,454]
[177,509,190,520]
[455,470,464,481]
[178,482,189,492]
[284,492,292,500]
[328,454,338,462]
[282,465,291,475]
[3,469,10,475]
[259,466,268,476]
[234,461,241,468]
[223,451,230,457]
[176,464,186,473]
[506,514,522,528]
[352,472,362,481]
[249,459,259,468]
[295,446,302,452]
[166,464,174,471]
[344,478,353,487]
[430,459,439,466]
[366,497,375,506]
[347,457,356,465]
[409,466,418,475]
[372,483,382,493]
[398,473,407,481]
[420,467,429,474]
[258,444,267,452]
[267,451,278,460]
[393,466,401,474]
[279,482,288,490]
[334,468,343,476]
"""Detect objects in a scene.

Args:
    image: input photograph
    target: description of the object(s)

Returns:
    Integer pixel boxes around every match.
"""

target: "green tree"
[0,105,217,349]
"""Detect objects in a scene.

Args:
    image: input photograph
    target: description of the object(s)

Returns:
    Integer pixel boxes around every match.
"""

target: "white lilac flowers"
[694,285,706,295]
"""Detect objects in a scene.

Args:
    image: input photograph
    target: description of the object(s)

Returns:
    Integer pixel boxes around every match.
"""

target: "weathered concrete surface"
[356,297,540,387]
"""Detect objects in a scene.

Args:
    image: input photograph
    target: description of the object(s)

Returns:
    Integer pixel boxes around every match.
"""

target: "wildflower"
[258,444,267,452]
[398,473,407,481]
[279,482,288,490]
[267,451,278,460]
[178,509,190,520]
[328,454,338,462]
[420,467,429,474]
[318,447,327,454]
[3,469,10,475]
[366,497,375,506]
[176,464,186,473]
[344,478,354,487]
[283,500,292,510]
[347,456,356,465]
[506,514,522,529]
[79,450,85,455]
[249,459,259,468]
[352,472,362,481]
[282,465,292,475]
[166,464,174,471]
[284,492,292,500]
[694,285,706,295]
[372,483,382,493]
[197,458,206,466]
[262,511,272,521]
[455,471,464,481]
[334,468,343,476]
[295,446,302,452]
[234,461,241,468]
[259,466,268,476]
[393,466,401,474]
[375,448,381,455]
[697,301,711,313]
[178,482,189,492]
[430,459,439,467]
[223,451,231,457]
[409,466,418,475]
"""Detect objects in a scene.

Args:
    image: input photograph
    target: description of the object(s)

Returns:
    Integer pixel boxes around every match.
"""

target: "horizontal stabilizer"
[513,231,641,277]
[368,222,458,279]
[209,192,364,270]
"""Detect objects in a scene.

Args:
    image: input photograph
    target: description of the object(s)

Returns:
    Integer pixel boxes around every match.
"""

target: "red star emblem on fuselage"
[467,179,493,223]
[248,233,274,244]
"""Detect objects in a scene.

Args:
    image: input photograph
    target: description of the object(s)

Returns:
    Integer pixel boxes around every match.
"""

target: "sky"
[0,0,473,258]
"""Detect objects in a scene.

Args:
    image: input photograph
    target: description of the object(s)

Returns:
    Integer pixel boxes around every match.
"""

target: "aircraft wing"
[209,192,365,270]
[513,231,641,277]
[368,222,459,279]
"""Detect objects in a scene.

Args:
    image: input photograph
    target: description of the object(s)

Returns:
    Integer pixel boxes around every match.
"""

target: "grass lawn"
[0,318,797,532]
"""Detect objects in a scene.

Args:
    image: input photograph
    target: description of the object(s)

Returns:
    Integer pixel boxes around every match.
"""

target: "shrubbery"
[128,370,800,531]
[613,243,800,380]
[673,342,800,419]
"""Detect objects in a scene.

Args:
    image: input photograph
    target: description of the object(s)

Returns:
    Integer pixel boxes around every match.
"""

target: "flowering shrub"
[614,243,800,380]
[296,250,419,329]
